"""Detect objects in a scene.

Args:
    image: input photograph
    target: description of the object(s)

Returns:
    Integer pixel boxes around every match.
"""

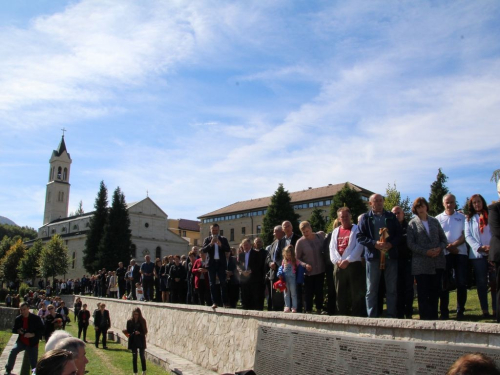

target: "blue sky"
[1,0,499,229]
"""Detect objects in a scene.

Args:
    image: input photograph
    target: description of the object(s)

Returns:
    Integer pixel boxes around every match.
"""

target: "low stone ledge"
[0,334,24,375]
[76,296,500,374]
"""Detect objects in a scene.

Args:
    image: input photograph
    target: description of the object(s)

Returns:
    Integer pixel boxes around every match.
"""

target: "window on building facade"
[182,230,187,237]
[230,228,234,241]
[194,239,198,245]
[220,230,224,236]
[156,246,161,260]
[242,227,246,235]
[63,168,68,181]
[256,225,261,235]
[72,252,75,269]
[131,244,137,258]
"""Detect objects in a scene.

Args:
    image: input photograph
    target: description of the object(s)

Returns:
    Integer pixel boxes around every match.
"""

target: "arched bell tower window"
[63,168,68,181]
[57,167,62,180]
[51,167,55,181]
[155,246,161,260]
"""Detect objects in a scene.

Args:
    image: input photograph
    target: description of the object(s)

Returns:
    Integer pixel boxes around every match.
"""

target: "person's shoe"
[142,372,146,375]
[291,308,297,313]
[483,312,491,318]
[103,346,108,349]
[211,304,218,309]
[457,312,465,321]
[223,304,230,308]
[284,307,291,312]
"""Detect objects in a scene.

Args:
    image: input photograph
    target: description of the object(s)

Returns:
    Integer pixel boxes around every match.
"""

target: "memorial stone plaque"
[254,325,500,375]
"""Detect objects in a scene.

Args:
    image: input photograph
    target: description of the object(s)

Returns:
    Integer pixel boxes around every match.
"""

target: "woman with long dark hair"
[126,307,148,375]
[465,194,496,317]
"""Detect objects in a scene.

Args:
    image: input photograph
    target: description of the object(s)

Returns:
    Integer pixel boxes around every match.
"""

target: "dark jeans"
[142,277,154,301]
[415,270,443,320]
[397,258,414,319]
[95,328,108,348]
[240,282,261,310]
[6,341,38,372]
[334,262,366,317]
[440,254,468,318]
[118,280,126,299]
[496,262,500,323]
[78,324,89,341]
[304,272,325,312]
[132,348,146,373]
[324,262,337,315]
[471,258,497,313]
[208,260,228,306]
[197,282,212,306]
[227,282,240,308]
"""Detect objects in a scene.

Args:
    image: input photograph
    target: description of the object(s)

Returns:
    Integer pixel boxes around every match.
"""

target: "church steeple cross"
[61,128,67,137]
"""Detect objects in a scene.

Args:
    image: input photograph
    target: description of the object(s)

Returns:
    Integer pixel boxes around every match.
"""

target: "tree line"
[261,168,466,245]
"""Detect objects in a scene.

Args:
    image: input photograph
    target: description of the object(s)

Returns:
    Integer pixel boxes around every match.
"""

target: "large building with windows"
[31,136,189,279]
[198,182,374,246]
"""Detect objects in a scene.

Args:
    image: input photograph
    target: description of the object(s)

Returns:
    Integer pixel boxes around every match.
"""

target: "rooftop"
[198,182,374,218]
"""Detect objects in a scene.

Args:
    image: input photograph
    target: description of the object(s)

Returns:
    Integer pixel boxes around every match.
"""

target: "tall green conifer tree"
[97,187,132,270]
[428,168,449,216]
[83,181,108,273]
[261,184,300,245]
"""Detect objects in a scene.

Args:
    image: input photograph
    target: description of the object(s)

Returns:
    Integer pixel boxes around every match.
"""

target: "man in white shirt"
[329,207,366,317]
[436,193,467,320]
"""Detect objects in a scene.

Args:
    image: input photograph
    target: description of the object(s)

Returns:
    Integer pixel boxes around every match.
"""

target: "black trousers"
[240,282,261,310]
[78,324,88,341]
[132,347,146,373]
[415,270,443,320]
[95,328,107,348]
[304,273,325,312]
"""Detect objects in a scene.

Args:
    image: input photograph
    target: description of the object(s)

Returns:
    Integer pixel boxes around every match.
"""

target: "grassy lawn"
[1,313,170,375]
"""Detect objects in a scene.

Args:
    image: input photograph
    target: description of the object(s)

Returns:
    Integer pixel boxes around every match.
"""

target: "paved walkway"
[0,334,24,375]
[111,329,217,375]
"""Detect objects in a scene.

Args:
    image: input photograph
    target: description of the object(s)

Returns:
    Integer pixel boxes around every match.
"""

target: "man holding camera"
[5,302,44,375]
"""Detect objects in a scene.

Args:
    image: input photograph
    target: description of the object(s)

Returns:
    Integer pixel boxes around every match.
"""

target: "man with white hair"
[489,179,500,323]
[436,193,467,320]
[45,330,72,352]
[54,337,88,375]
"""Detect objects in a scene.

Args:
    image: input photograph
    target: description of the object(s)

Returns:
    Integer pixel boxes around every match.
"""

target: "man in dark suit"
[265,225,285,311]
[225,249,240,308]
[201,223,230,308]
[489,180,500,323]
[280,220,304,312]
[5,302,44,374]
[238,238,264,310]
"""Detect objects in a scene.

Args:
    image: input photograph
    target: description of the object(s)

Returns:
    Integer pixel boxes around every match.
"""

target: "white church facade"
[35,136,189,279]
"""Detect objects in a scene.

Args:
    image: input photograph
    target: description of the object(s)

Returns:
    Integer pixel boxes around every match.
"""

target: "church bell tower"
[43,134,72,224]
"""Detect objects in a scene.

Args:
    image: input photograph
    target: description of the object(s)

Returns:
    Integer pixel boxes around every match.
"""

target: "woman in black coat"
[93,303,111,349]
[126,307,148,375]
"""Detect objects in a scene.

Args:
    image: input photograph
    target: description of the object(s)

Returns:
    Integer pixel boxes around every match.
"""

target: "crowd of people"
[68,181,499,324]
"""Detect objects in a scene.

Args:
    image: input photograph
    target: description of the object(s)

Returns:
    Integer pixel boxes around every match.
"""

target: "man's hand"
[270,262,276,270]
[446,244,459,254]
[24,333,34,338]
[305,264,312,272]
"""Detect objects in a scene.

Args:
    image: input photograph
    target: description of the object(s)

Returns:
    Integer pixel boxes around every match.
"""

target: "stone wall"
[0,307,19,330]
[77,296,500,374]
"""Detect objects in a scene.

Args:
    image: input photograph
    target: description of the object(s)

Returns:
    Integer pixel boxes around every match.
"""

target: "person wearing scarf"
[465,194,496,318]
